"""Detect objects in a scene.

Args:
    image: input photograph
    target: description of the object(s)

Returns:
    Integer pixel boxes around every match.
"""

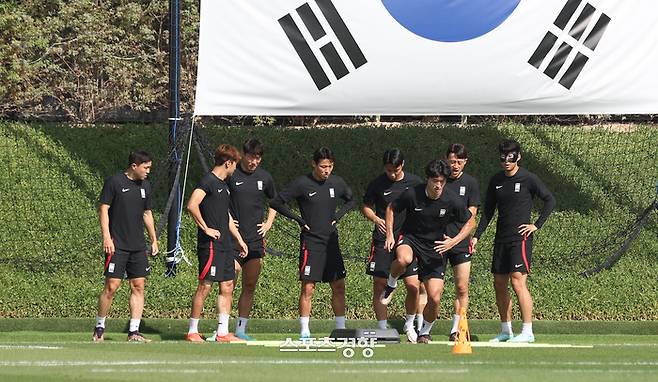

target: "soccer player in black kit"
[93,150,158,342]
[471,139,555,343]
[444,143,480,341]
[185,144,248,343]
[381,159,474,344]
[271,147,355,338]
[228,138,277,341]
[362,149,424,342]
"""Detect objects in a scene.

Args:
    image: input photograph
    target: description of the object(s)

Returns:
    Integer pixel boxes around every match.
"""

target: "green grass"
[0,121,657,320]
[1,320,658,382]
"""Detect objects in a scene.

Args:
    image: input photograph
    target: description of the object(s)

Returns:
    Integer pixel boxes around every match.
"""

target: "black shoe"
[92,326,105,342]
[379,285,396,306]
[127,331,152,342]
[417,334,432,344]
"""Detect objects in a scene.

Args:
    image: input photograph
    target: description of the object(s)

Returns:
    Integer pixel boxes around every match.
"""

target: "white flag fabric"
[194,0,658,115]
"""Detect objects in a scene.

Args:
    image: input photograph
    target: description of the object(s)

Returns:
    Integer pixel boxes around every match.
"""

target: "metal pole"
[166,0,181,276]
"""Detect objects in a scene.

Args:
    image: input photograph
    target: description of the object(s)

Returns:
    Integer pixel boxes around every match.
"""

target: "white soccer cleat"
[379,285,396,306]
[404,325,418,344]
[508,333,535,343]
[205,330,218,342]
[489,332,514,342]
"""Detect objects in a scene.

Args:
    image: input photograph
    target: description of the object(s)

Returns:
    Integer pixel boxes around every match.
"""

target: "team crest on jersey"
[440,208,446,217]
[140,188,146,198]
[329,188,335,198]
[459,186,466,196]
[257,180,263,190]
[514,183,521,193]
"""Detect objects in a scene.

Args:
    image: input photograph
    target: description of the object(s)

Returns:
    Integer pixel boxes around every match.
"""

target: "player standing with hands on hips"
[185,144,248,342]
[471,139,555,343]
[271,147,355,339]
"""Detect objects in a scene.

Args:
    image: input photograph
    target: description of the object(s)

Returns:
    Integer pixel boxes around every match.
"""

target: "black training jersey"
[445,172,480,253]
[99,173,152,251]
[195,172,233,249]
[363,172,423,241]
[474,167,556,243]
[271,174,355,242]
[228,166,276,244]
[393,184,471,243]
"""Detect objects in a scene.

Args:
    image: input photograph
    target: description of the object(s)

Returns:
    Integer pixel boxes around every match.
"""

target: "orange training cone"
[452,307,472,355]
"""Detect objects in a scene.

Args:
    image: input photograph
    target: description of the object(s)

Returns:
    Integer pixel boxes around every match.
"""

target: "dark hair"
[313,147,335,163]
[128,150,152,166]
[214,144,241,166]
[499,139,521,154]
[243,138,264,156]
[446,143,468,159]
[382,148,404,167]
[425,159,451,179]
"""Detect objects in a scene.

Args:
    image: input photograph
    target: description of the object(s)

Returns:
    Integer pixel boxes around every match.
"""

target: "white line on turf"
[91,369,218,374]
[0,345,63,350]
[1,360,658,367]
[88,368,470,375]
[553,369,655,374]
[330,369,469,374]
[429,341,593,348]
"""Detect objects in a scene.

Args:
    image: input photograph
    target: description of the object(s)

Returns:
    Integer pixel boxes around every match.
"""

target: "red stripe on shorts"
[367,239,375,263]
[521,236,530,273]
[104,252,114,271]
[199,241,215,280]
[300,242,309,275]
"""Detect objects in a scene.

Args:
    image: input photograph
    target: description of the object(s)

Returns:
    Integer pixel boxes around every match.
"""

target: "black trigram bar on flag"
[528,0,611,89]
[279,0,367,90]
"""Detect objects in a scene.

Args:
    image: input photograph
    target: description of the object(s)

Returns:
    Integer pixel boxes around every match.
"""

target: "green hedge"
[0,121,656,320]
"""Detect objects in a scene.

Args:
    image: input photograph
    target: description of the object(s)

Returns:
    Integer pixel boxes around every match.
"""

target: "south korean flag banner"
[194,0,658,115]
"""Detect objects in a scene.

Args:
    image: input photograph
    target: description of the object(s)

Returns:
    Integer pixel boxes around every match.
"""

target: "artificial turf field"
[1,320,657,381]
